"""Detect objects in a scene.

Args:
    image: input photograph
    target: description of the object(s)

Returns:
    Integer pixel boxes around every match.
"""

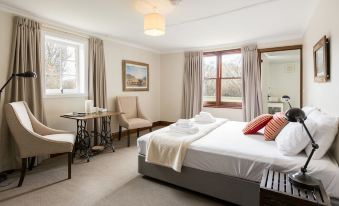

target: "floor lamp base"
[289,171,321,189]
[0,173,7,183]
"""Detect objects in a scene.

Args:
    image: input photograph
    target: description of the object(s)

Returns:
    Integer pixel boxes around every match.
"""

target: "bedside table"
[260,169,331,206]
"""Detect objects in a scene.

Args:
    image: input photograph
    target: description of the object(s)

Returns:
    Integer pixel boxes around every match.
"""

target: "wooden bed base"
[138,155,339,206]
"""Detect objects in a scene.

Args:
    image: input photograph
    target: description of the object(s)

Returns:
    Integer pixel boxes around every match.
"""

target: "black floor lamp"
[282,95,321,189]
[0,71,37,183]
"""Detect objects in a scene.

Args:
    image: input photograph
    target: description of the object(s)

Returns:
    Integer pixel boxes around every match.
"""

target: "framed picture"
[313,36,330,82]
[122,60,149,91]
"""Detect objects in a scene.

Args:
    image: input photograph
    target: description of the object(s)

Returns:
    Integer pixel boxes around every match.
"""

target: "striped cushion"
[264,112,288,141]
[243,114,273,135]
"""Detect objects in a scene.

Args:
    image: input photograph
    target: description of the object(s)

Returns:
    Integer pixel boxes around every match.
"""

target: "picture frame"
[313,36,330,82]
[122,60,149,91]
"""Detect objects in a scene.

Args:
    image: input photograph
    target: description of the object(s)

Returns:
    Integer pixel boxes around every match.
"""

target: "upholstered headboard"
[331,130,339,164]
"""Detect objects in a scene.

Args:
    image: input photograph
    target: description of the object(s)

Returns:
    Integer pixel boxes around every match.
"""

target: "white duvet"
[137,120,339,199]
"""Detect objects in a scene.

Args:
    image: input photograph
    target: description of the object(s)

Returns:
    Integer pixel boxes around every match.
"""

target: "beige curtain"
[182,51,203,119]
[88,37,107,143]
[0,16,45,172]
[241,45,263,121]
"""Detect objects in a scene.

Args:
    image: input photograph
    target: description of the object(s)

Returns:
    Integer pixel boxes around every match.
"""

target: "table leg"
[99,116,115,152]
[76,119,91,162]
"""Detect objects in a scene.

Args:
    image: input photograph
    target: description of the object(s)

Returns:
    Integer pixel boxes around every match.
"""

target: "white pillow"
[305,110,338,159]
[275,119,316,156]
[302,106,320,116]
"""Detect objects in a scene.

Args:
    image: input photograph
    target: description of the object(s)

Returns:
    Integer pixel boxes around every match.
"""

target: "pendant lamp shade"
[144,12,165,36]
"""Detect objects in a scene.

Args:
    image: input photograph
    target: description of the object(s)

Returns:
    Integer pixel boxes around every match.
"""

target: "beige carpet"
[0,131,233,206]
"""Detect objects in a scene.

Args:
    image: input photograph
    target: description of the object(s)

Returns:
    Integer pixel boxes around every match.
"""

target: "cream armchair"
[5,101,75,187]
[116,96,152,147]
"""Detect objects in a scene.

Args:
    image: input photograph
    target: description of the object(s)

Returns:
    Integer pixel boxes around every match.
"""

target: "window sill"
[203,105,242,109]
[43,94,88,99]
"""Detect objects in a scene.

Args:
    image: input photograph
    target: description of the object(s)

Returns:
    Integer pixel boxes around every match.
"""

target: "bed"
[137,120,339,206]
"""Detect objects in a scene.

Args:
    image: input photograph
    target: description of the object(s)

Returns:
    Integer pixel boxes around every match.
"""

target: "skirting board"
[138,155,339,206]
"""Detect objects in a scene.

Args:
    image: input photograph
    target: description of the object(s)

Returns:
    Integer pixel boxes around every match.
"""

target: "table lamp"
[282,95,321,189]
[0,71,37,183]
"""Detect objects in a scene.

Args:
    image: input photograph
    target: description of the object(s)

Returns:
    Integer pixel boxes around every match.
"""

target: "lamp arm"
[300,121,319,174]
[287,102,292,109]
[0,75,14,95]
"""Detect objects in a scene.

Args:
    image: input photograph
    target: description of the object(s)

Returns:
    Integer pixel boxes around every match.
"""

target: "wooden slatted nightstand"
[260,169,331,206]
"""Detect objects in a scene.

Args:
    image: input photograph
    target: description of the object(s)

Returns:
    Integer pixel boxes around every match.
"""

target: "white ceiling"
[0,0,318,53]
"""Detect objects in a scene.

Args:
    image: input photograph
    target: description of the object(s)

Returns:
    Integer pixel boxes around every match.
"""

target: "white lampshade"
[144,12,165,36]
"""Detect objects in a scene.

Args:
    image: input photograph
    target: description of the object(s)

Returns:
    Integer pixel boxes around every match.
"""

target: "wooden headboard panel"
[331,131,339,164]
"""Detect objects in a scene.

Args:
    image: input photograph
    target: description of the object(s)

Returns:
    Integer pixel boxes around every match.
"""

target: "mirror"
[261,49,302,114]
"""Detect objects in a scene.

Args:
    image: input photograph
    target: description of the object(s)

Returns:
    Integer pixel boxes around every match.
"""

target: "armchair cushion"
[44,134,76,145]
[126,118,152,130]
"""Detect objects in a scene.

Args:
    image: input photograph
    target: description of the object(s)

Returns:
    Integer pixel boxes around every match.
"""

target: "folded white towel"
[169,124,199,134]
[175,119,194,128]
[194,112,216,123]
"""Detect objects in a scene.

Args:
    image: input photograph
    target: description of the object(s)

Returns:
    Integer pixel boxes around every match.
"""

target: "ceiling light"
[144,12,165,36]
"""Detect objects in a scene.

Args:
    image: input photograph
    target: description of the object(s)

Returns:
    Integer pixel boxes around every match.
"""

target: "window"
[42,32,87,96]
[203,49,242,108]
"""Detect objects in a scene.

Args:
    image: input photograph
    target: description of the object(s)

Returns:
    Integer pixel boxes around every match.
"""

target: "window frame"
[41,30,88,98]
[203,49,242,109]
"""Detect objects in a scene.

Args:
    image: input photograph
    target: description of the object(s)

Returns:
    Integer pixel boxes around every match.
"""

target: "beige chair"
[116,96,152,147]
[5,101,75,187]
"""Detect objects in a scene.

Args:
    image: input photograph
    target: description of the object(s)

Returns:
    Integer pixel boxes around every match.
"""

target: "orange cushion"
[243,114,273,135]
[264,112,288,141]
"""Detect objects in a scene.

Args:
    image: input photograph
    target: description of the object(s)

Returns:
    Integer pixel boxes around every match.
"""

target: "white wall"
[160,53,184,122]
[104,40,161,131]
[0,10,161,133]
[303,0,339,116]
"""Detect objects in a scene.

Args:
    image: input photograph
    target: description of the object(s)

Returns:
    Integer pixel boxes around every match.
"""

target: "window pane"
[46,75,60,89]
[62,75,77,89]
[203,79,216,102]
[222,53,242,78]
[203,56,217,78]
[45,42,61,75]
[62,61,77,75]
[221,79,242,102]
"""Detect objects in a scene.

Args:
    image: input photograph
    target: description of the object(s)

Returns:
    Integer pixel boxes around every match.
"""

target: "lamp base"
[289,171,321,189]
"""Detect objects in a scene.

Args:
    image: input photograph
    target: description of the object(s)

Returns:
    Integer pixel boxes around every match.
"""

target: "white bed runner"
[145,118,227,172]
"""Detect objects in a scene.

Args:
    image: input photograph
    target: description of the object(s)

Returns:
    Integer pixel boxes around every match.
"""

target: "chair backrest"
[116,96,138,119]
[7,101,34,132]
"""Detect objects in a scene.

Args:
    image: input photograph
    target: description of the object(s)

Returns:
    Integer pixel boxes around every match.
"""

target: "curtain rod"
[41,24,90,39]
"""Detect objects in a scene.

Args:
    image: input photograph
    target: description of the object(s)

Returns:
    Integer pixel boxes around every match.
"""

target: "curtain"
[241,45,263,121]
[88,37,107,144]
[0,16,45,172]
[182,51,203,119]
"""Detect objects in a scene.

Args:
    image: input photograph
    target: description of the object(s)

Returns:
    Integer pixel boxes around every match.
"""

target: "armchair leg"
[137,129,140,138]
[127,130,130,147]
[68,152,72,179]
[28,156,36,171]
[149,127,153,132]
[18,158,27,187]
[118,126,122,141]
[72,146,75,164]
